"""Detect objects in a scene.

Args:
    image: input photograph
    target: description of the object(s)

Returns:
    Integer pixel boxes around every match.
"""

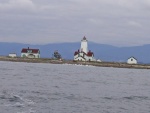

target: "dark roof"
[87,51,94,57]
[83,36,86,40]
[128,56,137,60]
[74,50,94,57]
[21,48,39,53]
[74,51,79,56]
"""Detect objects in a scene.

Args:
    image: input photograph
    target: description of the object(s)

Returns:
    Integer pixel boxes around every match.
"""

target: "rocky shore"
[0,56,150,69]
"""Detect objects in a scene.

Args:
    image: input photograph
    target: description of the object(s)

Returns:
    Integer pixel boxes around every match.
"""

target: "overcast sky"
[0,0,150,46]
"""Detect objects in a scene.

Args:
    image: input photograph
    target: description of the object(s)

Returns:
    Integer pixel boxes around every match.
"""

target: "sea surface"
[0,61,150,113]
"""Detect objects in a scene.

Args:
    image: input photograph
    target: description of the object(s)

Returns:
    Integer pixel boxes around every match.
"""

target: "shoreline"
[0,56,150,69]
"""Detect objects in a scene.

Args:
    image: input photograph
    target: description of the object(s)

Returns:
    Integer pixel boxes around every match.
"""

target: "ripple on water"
[123,96,149,101]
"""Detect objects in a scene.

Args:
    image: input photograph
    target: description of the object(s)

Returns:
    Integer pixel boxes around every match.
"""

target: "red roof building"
[74,37,96,61]
[21,47,40,58]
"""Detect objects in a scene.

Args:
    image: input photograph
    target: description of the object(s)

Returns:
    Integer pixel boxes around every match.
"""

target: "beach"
[0,56,150,69]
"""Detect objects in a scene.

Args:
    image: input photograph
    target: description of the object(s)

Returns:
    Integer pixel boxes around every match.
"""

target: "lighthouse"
[74,36,96,61]
[80,36,88,54]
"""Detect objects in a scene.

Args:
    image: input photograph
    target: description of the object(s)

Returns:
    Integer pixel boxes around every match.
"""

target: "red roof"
[21,48,39,53]
[74,51,79,56]
[87,51,94,57]
[74,50,94,57]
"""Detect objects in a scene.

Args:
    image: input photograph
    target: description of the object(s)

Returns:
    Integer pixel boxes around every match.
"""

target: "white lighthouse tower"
[80,36,88,54]
[74,36,96,61]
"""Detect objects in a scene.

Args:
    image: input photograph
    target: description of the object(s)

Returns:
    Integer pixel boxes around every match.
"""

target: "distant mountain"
[0,42,150,63]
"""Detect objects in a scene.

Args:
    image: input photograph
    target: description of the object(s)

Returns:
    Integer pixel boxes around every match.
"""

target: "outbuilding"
[9,53,17,58]
[127,57,137,64]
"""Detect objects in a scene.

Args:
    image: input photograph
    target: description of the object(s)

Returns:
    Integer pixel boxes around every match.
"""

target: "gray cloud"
[0,0,150,46]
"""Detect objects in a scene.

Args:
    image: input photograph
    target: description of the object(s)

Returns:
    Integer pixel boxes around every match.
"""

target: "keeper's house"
[21,47,40,58]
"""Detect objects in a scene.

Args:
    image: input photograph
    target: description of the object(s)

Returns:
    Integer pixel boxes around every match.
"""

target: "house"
[127,57,137,64]
[9,53,17,58]
[21,47,40,58]
[74,36,96,61]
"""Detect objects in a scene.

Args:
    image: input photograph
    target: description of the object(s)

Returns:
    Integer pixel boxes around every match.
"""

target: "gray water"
[0,61,150,113]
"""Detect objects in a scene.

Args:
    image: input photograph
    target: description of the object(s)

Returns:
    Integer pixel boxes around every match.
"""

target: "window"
[27,50,32,53]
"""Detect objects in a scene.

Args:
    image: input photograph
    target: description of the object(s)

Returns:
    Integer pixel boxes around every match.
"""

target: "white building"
[74,36,96,61]
[127,57,137,64]
[9,53,17,58]
[97,59,102,62]
[21,47,40,58]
